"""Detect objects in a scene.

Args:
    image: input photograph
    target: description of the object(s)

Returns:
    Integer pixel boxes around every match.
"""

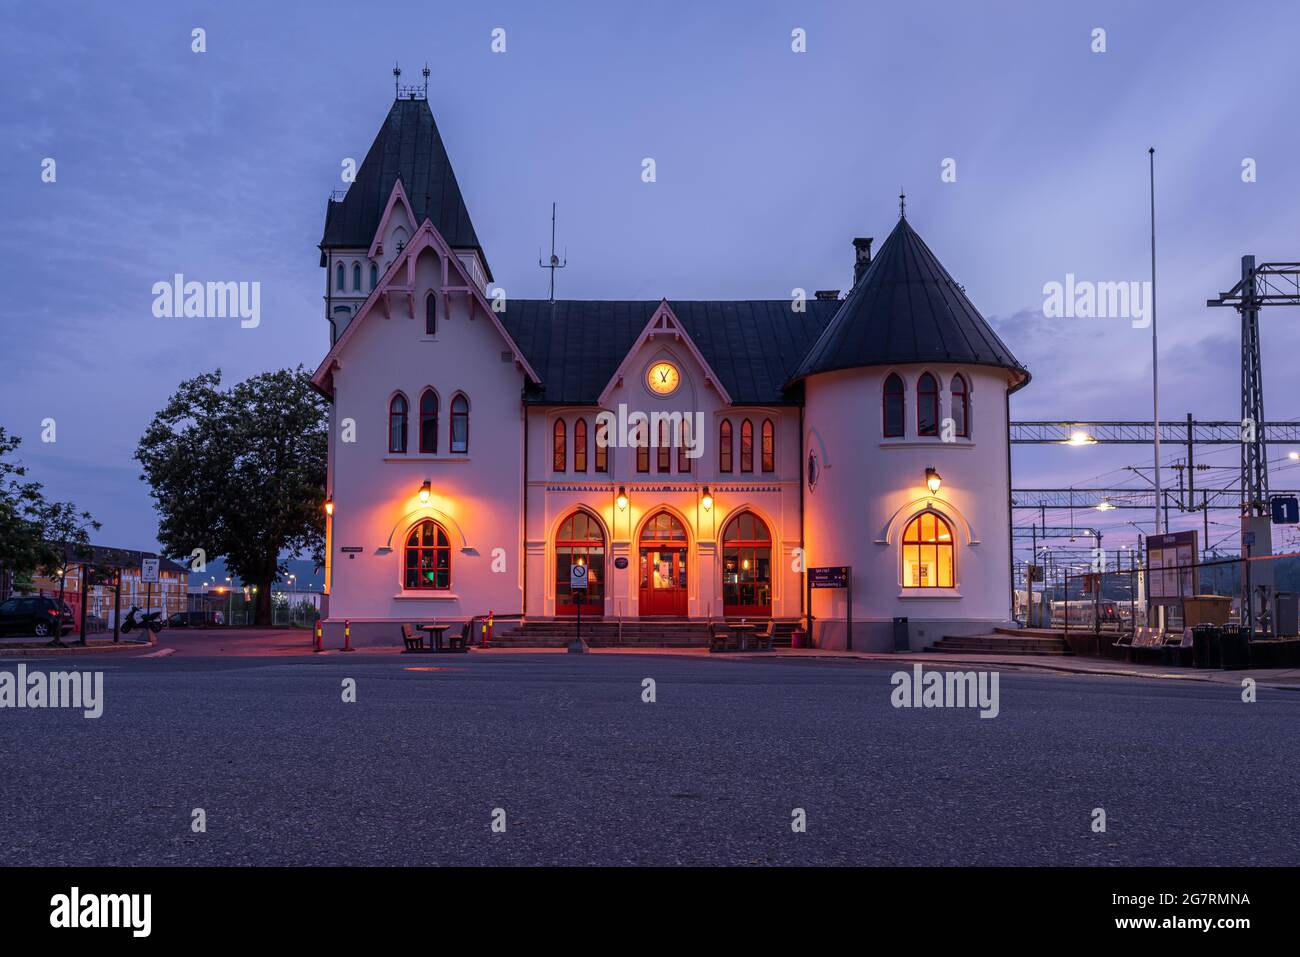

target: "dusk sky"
[3,0,1299,560]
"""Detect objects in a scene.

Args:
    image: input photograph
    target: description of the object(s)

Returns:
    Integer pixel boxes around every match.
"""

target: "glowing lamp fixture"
[616,486,628,511]
[1095,500,1116,511]
[324,496,334,516]
[925,467,942,495]
[1065,430,1098,446]
[701,486,713,510]
[1290,450,1300,461]
[418,480,432,504]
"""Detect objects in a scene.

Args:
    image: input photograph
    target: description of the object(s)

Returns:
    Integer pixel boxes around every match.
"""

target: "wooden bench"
[401,623,427,653]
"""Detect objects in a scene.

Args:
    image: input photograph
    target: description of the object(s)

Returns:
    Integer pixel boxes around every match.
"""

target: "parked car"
[0,596,70,638]
[167,611,212,628]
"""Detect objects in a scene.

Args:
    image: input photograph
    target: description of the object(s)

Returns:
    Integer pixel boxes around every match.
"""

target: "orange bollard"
[488,610,494,645]
[342,618,355,652]
[314,619,324,653]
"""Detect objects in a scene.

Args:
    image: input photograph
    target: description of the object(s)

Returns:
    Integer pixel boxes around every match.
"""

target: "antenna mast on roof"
[393,61,430,101]
[538,202,567,302]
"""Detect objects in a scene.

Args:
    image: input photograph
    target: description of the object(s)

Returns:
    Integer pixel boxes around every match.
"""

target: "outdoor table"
[727,622,757,651]
[419,623,451,652]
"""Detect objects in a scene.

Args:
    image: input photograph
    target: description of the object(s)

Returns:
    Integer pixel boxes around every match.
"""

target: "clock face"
[646,361,680,396]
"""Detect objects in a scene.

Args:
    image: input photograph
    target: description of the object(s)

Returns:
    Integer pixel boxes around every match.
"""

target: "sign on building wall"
[809,566,850,589]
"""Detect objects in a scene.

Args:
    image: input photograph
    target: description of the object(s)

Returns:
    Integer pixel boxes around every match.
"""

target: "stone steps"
[926,633,1073,656]
[489,618,800,649]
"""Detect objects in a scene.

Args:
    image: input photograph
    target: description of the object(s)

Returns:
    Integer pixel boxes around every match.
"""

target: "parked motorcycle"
[121,606,165,635]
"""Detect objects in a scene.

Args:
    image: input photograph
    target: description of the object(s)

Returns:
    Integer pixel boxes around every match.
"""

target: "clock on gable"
[646,361,680,396]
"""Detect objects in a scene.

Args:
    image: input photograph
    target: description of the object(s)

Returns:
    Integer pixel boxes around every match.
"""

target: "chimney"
[853,237,874,285]
[814,290,840,301]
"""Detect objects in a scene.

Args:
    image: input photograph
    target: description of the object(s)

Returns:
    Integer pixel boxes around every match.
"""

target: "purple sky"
[3,0,1299,563]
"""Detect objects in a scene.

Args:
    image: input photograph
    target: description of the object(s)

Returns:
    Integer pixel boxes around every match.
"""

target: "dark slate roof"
[321,97,490,279]
[789,217,1029,390]
[499,300,843,405]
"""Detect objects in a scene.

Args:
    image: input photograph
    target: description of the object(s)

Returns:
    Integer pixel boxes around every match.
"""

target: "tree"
[135,367,328,626]
[0,427,100,609]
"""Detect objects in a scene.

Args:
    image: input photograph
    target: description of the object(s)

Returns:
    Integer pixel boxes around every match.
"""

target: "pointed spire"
[899,189,907,220]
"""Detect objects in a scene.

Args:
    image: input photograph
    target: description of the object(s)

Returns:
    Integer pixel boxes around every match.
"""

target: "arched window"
[883,373,905,437]
[450,394,469,453]
[740,419,754,472]
[418,390,438,454]
[425,292,437,337]
[951,374,969,438]
[917,372,939,436]
[761,419,775,472]
[594,417,609,472]
[352,262,362,291]
[555,510,605,615]
[638,510,688,616]
[574,418,587,472]
[902,512,954,588]
[335,263,345,291]
[370,263,378,290]
[657,419,671,473]
[722,510,772,616]
[388,393,408,453]
[636,419,649,473]
[677,417,691,473]
[553,418,566,472]
[719,419,733,473]
[404,520,450,590]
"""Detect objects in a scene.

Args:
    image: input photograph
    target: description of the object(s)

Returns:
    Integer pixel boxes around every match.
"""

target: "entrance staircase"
[488,619,800,649]
[926,625,1072,657]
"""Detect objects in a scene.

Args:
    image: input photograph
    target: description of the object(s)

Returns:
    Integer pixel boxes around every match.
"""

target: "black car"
[167,611,211,628]
[0,596,69,638]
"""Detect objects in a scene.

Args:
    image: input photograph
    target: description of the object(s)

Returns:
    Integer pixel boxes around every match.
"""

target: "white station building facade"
[313,92,1032,649]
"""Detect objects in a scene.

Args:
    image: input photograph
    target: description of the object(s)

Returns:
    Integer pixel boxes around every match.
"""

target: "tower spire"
[899,189,907,220]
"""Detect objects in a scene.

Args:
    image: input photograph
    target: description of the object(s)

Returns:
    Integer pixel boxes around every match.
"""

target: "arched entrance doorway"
[638,510,688,617]
[721,510,772,617]
[555,510,605,616]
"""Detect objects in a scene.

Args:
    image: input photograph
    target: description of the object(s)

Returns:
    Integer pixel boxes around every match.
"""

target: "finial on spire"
[393,63,402,95]
[422,63,431,95]
[899,189,907,220]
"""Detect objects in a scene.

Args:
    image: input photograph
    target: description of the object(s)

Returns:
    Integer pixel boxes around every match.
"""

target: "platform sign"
[1271,495,1299,525]
[1146,530,1196,605]
[140,558,160,584]
[569,563,588,591]
[809,566,849,589]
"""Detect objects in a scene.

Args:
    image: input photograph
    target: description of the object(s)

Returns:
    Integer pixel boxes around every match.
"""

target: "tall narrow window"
[719,419,733,473]
[917,373,939,436]
[574,418,588,472]
[388,393,408,453]
[902,512,954,588]
[352,262,362,291]
[761,419,775,473]
[419,390,439,454]
[657,420,671,473]
[425,292,437,336]
[553,419,567,472]
[594,417,609,472]
[951,374,969,438]
[636,419,649,473]
[335,263,345,291]
[740,419,754,473]
[883,373,905,437]
[677,417,691,473]
[450,394,469,453]
[370,263,378,290]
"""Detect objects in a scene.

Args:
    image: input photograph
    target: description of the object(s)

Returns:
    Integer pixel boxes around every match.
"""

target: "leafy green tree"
[135,367,328,626]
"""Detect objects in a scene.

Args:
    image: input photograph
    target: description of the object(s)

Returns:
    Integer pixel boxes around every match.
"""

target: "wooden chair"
[401,623,425,653]
[753,621,775,651]
[708,622,728,653]
[447,618,473,652]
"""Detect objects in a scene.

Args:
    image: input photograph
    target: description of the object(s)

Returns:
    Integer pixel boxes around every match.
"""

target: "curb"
[0,641,154,657]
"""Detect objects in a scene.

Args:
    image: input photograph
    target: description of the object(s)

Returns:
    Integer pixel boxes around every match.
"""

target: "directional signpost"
[808,565,852,651]
[570,562,588,648]
[141,557,160,623]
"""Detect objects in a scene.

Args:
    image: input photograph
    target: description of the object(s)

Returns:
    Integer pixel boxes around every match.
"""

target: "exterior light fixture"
[1065,430,1097,446]
[925,467,942,494]
[1095,500,1115,511]
[418,480,432,504]
[1290,451,1300,461]
[616,486,628,511]
[324,496,334,516]
[701,486,713,510]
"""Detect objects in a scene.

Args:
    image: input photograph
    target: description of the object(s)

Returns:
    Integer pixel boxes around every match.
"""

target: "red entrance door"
[638,511,688,617]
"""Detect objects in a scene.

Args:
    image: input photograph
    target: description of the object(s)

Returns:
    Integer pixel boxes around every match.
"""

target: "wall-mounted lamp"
[701,486,713,510]
[418,480,432,504]
[925,467,942,495]
[324,496,334,516]
[616,486,628,511]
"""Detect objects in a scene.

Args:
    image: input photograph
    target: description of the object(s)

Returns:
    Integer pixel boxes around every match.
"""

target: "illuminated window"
[594,417,608,472]
[574,418,587,472]
[761,419,774,472]
[388,393,408,453]
[901,512,954,588]
[722,510,772,615]
[555,510,605,614]
[740,419,753,472]
[553,418,566,472]
[404,520,450,590]
[450,394,469,453]
[719,419,733,473]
